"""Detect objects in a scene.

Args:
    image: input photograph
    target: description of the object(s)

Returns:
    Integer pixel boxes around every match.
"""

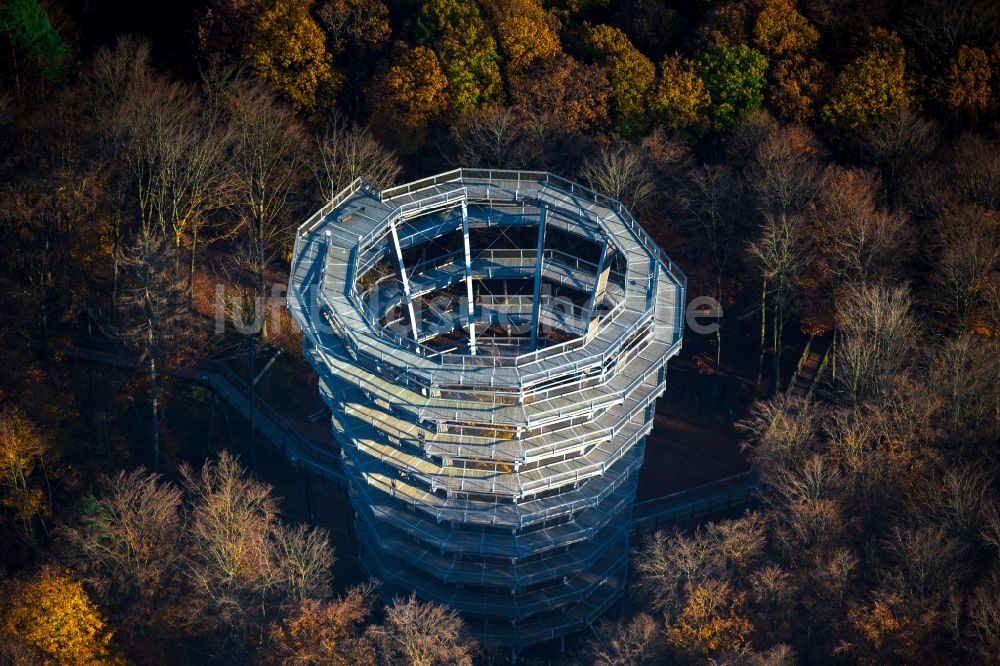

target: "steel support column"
[529,205,546,350]
[585,241,611,339]
[389,219,420,341]
[461,201,477,354]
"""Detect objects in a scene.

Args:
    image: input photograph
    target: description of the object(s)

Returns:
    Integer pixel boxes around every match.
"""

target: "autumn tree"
[649,54,711,133]
[178,452,334,638]
[56,468,184,632]
[938,45,995,123]
[0,406,47,539]
[821,29,915,135]
[481,0,560,76]
[697,44,769,129]
[508,52,610,134]
[316,0,391,57]
[367,43,449,150]
[264,585,376,665]
[667,580,754,658]
[366,594,478,666]
[585,24,656,138]
[1,565,117,665]
[415,0,502,115]
[243,0,337,111]
[753,0,818,58]
[768,54,827,123]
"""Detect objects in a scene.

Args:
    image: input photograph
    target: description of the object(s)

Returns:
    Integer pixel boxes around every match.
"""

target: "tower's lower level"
[288,170,685,649]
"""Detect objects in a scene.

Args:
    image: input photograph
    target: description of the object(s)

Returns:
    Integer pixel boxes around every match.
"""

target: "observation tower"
[287,169,686,651]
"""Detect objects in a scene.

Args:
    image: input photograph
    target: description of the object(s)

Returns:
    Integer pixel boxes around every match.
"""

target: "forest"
[0,0,999,663]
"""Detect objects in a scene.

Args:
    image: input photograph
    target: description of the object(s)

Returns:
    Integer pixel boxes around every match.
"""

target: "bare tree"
[739,395,819,475]
[813,167,912,284]
[964,571,1000,662]
[862,109,938,200]
[268,523,336,607]
[366,594,478,666]
[448,106,530,168]
[580,142,655,211]
[682,164,744,377]
[928,334,1000,450]
[898,0,1000,68]
[634,528,717,616]
[767,455,846,557]
[313,115,401,201]
[226,81,306,470]
[585,613,665,666]
[950,134,1000,210]
[179,451,278,632]
[930,204,1000,332]
[56,468,184,630]
[746,125,824,220]
[881,525,967,606]
[833,282,917,405]
[90,37,234,297]
[228,79,307,311]
[747,213,810,392]
[116,225,188,472]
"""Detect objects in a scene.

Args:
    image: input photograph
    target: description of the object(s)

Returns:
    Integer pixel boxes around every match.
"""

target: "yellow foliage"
[2,566,117,665]
[754,0,818,57]
[940,45,994,121]
[821,28,915,133]
[650,53,711,131]
[486,0,561,74]
[667,581,754,657]
[0,407,48,524]
[586,24,655,137]
[243,0,338,110]
[368,44,450,150]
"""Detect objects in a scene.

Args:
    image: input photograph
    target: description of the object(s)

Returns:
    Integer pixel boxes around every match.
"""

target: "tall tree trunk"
[714,276,723,397]
[188,225,199,303]
[773,289,782,394]
[149,341,160,474]
[756,279,768,393]
[247,328,257,474]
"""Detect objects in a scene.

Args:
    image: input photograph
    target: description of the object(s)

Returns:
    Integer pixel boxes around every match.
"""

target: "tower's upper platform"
[289,169,686,403]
